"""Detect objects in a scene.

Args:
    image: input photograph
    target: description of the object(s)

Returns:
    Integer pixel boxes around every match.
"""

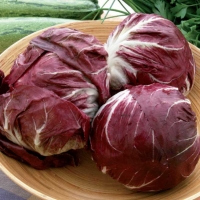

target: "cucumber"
[0,0,102,19]
[0,17,78,53]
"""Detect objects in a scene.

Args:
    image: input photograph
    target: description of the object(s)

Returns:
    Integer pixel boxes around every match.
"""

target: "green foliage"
[152,0,173,20]
[177,17,200,47]
[101,0,200,48]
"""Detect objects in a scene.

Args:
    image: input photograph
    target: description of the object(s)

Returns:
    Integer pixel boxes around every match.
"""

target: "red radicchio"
[0,133,79,170]
[0,85,90,157]
[3,27,110,119]
[0,27,110,169]
[105,13,196,95]
[90,83,200,192]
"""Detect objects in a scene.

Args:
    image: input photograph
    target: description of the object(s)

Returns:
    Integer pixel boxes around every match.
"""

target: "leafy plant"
[90,83,200,192]
[104,13,196,95]
[99,0,200,48]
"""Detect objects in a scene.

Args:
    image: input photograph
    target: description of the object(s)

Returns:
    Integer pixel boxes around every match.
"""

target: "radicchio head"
[90,83,199,192]
[3,27,110,119]
[105,13,196,95]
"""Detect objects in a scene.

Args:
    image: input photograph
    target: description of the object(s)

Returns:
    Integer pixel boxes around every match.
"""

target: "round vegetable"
[105,13,196,95]
[0,85,90,157]
[90,83,200,192]
[0,26,110,169]
[3,27,110,119]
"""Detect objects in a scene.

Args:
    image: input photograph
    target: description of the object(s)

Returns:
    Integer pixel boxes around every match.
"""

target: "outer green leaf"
[170,0,176,4]
[175,7,187,18]
[170,3,188,19]
[197,7,200,14]
[177,0,199,4]
[153,0,173,20]
[177,18,200,47]
[122,0,154,13]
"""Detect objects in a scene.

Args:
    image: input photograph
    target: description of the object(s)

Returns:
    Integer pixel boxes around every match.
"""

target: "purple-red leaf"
[3,27,110,118]
[0,134,79,170]
[105,13,195,95]
[0,85,90,157]
[90,83,200,192]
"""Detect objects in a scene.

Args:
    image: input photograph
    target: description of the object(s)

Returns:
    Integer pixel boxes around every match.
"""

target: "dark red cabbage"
[0,134,79,170]
[105,13,196,95]
[0,27,111,169]
[90,83,200,192]
[3,27,110,118]
[0,85,90,163]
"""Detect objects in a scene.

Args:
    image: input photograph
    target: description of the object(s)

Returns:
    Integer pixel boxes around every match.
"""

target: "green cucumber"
[0,0,102,19]
[0,17,77,53]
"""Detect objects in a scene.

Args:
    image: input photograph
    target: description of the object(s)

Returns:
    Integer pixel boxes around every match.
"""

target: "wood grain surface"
[0,20,200,200]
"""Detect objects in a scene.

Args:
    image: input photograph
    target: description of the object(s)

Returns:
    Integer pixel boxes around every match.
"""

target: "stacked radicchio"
[0,27,110,169]
[89,13,199,192]
[0,12,199,192]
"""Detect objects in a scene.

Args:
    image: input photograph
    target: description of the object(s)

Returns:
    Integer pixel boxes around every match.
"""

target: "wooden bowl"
[0,20,200,200]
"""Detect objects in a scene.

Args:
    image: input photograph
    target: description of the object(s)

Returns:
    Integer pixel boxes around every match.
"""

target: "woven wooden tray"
[0,20,200,200]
